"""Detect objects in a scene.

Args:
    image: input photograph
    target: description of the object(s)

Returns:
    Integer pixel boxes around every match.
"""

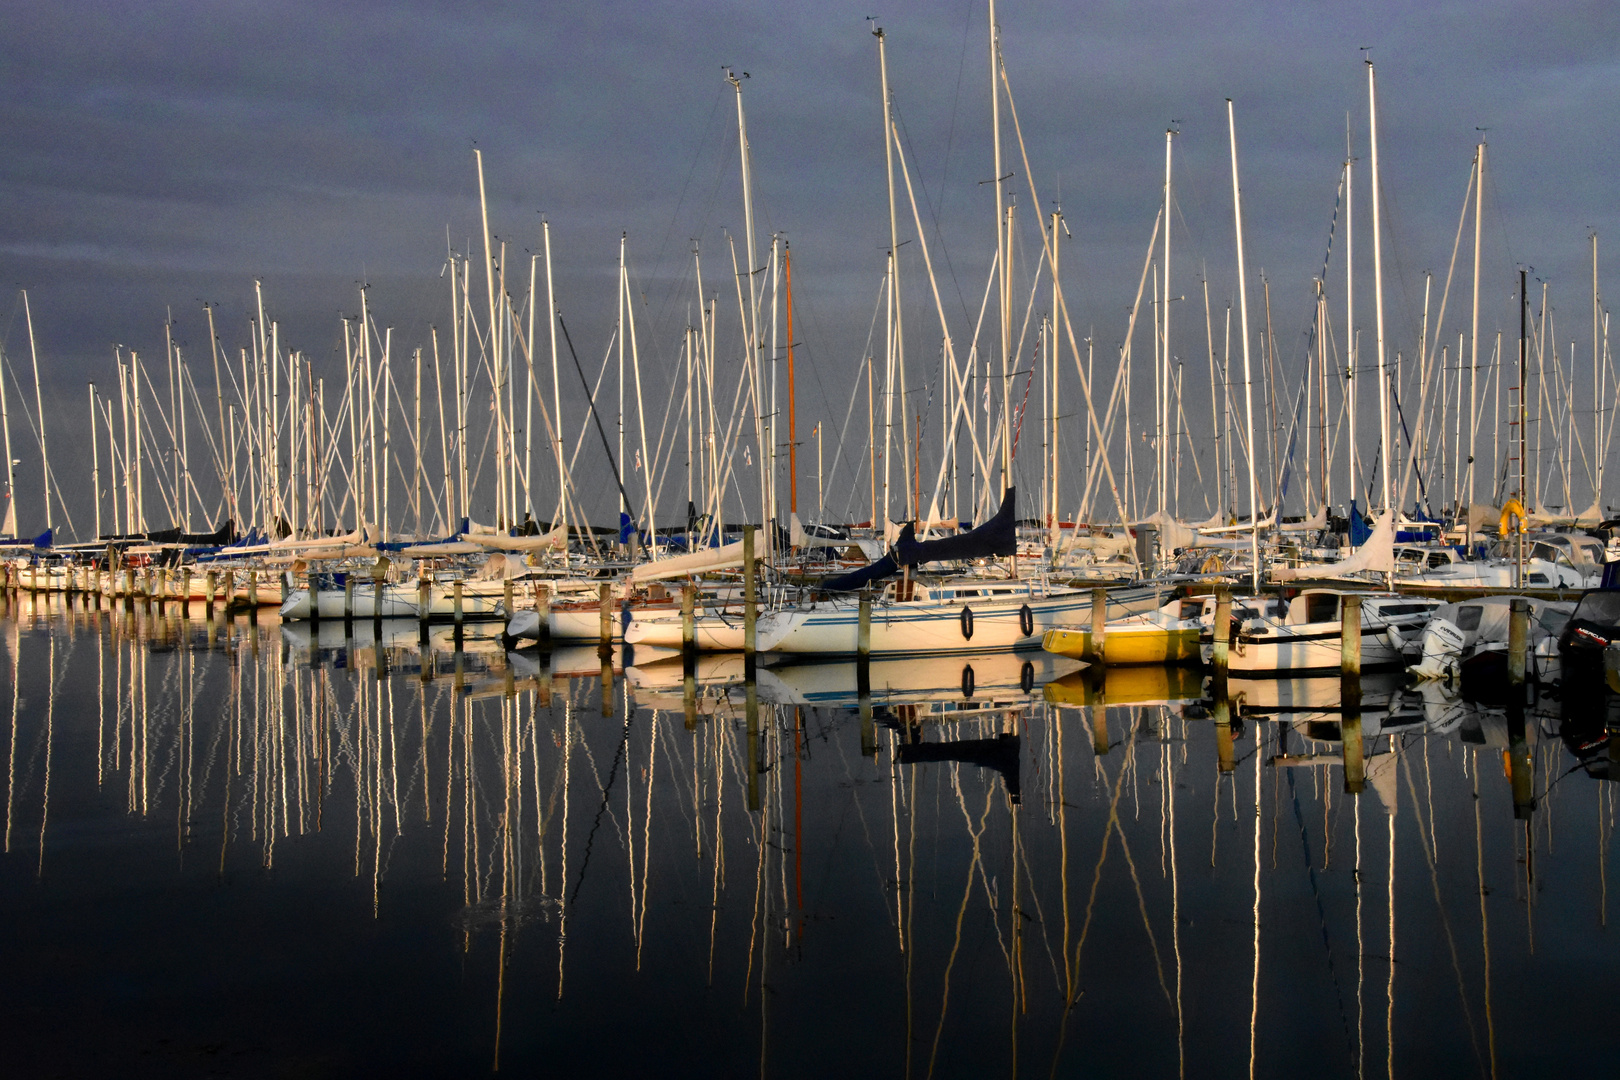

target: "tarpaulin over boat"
[143,520,235,546]
[895,487,1017,567]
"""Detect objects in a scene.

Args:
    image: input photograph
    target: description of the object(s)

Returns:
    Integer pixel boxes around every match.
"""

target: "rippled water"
[0,594,1615,1078]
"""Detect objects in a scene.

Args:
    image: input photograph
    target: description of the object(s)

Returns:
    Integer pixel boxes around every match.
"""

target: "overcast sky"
[4,0,1618,535]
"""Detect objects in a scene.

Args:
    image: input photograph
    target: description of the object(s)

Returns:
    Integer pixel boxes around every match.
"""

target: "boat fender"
[1020,660,1035,694]
[960,605,974,640]
[1018,603,1035,637]
[961,663,976,698]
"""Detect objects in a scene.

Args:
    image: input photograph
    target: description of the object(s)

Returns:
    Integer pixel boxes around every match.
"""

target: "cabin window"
[1426,551,1454,568]
[1528,573,1549,585]
[1455,606,1483,632]
[1375,603,1437,618]
[1301,593,1340,622]
[1538,609,1572,636]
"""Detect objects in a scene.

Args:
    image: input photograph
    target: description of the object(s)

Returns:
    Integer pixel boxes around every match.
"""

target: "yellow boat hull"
[1041,625,1202,666]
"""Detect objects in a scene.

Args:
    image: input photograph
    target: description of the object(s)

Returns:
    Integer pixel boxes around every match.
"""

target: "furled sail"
[629,539,748,583]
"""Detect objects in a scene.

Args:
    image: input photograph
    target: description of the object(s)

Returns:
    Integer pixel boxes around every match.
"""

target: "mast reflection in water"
[0,591,1616,1077]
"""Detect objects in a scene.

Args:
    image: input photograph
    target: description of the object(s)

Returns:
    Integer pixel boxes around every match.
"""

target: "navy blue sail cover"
[820,553,900,593]
[819,488,1017,592]
[895,487,1016,566]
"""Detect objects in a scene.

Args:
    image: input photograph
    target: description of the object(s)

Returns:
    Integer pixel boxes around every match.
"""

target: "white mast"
[1227,100,1261,591]
[525,252,536,525]
[414,345,423,535]
[990,0,1012,494]
[204,304,232,527]
[1346,150,1357,515]
[625,241,656,551]
[617,234,627,529]
[1368,60,1391,514]
[89,384,100,540]
[22,292,50,532]
[875,26,910,522]
[0,328,12,531]
[1469,141,1484,514]
[430,327,451,533]
[381,327,391,537]
[1160,127,1173,518]
[544,220,564,537]
[729,68,770,557]
[132,350,144,532]
[475,149,504,529]
[1595,232,1602,511]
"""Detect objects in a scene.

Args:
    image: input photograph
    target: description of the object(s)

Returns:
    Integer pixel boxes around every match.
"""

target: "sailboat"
[757,489,1160,657]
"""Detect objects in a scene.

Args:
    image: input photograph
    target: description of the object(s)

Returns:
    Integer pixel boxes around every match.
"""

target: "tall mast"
[617,234,627,525]
[525,252,536,525]
[381,327,391,537]
[729,69,769,557]
[990,0,1012,493]
[1051,211,1062,541]
[544,220,564,537]
[1595,232,1602,511]
[178,346,190,531]
[1346,149,1357,513]
[414,345,424,535]
[89,384,100,540]
[475,149,504,528]
[165,310,179,526]
[875,26,910,521]
[22,292,49,532]
[430,327,452,533]
[204,303,231,526]
[1227,100,1260,591]
[1368,60,1391,513]
[0,328,13,527]
[1469,142,1485,513]
[1160,127,1173,518]
[786,242,797,516]
[132,349,144,532]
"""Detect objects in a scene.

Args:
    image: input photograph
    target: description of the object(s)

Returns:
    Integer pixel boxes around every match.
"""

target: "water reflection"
[0,590,1616,1076]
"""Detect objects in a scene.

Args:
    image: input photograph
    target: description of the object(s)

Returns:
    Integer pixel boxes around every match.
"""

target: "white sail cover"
[1136,510,1198,553]
[1272,510,1395,581]
[629,539,747,583]
[271,526,367,552]
[467,525,569,553]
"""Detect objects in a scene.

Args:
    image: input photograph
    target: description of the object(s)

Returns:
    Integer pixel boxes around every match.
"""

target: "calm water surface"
[1,594,1615,1078]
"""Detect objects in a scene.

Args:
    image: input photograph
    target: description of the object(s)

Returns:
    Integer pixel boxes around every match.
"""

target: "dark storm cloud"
[2,0,1619,531]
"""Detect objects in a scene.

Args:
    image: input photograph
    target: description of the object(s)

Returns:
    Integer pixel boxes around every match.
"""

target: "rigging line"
[557,313,635,522]
[648,83,730,313]
[893,99,974,328]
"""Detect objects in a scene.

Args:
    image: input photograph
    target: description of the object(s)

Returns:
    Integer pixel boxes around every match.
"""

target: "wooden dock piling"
[1090,586,1108,661]
[680,583,696,658]
[1340,594,1362,676]
[743,525,757,657]
[1508,597,1529,686]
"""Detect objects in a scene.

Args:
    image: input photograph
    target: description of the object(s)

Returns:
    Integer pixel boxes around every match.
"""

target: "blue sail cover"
[895,487,1017,566]
[820,553,900,593]
[1348,501,1372,547]
[819,488,1017,592]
